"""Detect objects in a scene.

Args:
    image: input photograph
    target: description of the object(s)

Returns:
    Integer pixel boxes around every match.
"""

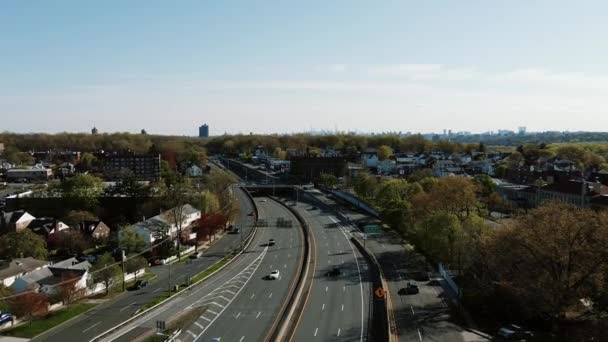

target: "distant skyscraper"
[91,126,98,135]
[199,124,209,137]
[518,126,527,135]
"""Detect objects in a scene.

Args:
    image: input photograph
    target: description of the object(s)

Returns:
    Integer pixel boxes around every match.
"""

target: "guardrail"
[267,195,314,342]
[90,187,260,342]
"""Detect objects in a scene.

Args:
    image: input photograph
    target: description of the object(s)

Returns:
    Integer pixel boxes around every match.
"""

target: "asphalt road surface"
[34,187,255,342]
[102,196,304,342]
[305,189,470,342]
[290,199,372,342]
[175,197,304,342]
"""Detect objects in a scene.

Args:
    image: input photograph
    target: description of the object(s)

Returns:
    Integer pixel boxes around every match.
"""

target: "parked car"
[0,313,13,325]
[189,252,203,259]
[398,282,419,295]
[129,280,149,290]
[496,324,533,341]
[228,227,240,234]
[267,270,280,280]
[150,258,163,266]
[326,267,341,277]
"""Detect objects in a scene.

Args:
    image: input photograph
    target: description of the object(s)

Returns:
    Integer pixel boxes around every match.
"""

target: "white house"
[0,258,49,288]
[127,204,201,246]
[1,210,36,232]
[185,165,203,177]
[11,257,91,295]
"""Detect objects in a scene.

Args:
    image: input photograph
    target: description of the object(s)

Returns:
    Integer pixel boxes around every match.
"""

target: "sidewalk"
[0,337,29,342]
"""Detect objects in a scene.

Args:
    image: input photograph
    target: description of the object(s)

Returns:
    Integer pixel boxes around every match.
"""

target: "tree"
[11,292,48,326]
[90,253,121,295]
[78,152,98,171]
[196,213,227,247]
[63,210,98,228]
[483,202,608,320]
[353,172,378,200]
[318,173,338,189]
[125,255,148,281]
[119,226,146,254]
[61,174,104,210]
[47,230,90,256]
[0,285,14,313]
[164,176,195,260]
[377,145,393,161]
[58,271,85,305]
[0,229,48,260]
[199,190,220,214]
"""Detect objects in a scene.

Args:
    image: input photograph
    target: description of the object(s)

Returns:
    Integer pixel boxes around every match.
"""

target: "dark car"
[398,283,419,295]
[228,227,240,234]
[129,280,149,290]
[268,238,275,246]
[496,324,533,341]
[326,267,341,277]
[247,211,254,216]
[0,313,13,324]
[189,252,203,259]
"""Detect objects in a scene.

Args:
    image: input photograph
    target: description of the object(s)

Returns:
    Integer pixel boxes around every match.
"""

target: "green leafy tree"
[318,173,338,189]
[377,145,393,161]
[119,226,146,254]
[125,255,148,281]
[0,229,48,260]
[90,253,121,295]
[199,190,220,214]
[61,174,104,210]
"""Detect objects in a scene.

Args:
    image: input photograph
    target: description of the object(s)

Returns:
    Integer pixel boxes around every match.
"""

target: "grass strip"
[2,303,96,338]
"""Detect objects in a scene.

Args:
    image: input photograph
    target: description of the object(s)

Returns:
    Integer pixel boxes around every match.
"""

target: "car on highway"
[248,211,254,216]
[267,270,280,280]
[260,199,267,202]
[326,266,341,277]
[128,280,149,291]
[268,238,275,246]
[228,227,240,234]
[496,324,533,341]
[398,282,419,295]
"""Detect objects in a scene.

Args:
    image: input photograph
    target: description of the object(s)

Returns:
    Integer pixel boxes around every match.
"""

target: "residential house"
[28,218,70,237]
[361,148,378,169]
[127,204,201,246]
[0,210,36,233]
[431,159,463,177]
[80,220,111,240]
[0,257,49,288]
[185,165,203,177]
[11,257,91,295]
[377,159,397,175]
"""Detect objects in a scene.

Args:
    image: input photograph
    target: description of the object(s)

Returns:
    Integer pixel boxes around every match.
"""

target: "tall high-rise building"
[199,124,209,137]
[518,126,527,135]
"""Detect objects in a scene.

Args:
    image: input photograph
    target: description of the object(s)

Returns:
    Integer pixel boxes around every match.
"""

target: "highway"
[290,198,372,342]
[304,189,470,342]
[101,196,304,342]
[35,187,255,342]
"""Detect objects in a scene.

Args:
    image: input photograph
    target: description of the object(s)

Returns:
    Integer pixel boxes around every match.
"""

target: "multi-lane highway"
[100,196,304,342]
[35,187,255,342]
[304,189,471,342]
[290,199,372,342]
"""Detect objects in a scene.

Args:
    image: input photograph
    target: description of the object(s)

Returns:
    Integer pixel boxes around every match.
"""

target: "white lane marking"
[418,329,423,341]
[250,294,255,300]
[207,309,219,315]
[195,322,205,329]
[314,328,318,337]
[322,303,325,311]
[187,330,197,338]
[337,328,341,336]
[153,287,162,293]
[342,286,345,292]
[239,337,245,342]
[82,322,101,333]
[411,305,415,315]
[284,264,287,268]
[192,247,268,340]
[119,302,136,312]
[327,260,330,264]
[235,312,241,319]
[209,302,225,309]
[256,311,262,319]
[331,216,365,342]
[341,304,344,312]
[268,292,273,299]
[200,315,212,322]
[325,286,328,292]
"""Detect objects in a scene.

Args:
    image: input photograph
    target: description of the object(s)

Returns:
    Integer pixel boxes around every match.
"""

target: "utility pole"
[121,250,126,292]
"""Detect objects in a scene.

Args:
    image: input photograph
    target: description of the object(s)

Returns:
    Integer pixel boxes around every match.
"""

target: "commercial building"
[6,167,53,181]
[290,156,348,182]
[199,124,209,138]
[102,154,161,181]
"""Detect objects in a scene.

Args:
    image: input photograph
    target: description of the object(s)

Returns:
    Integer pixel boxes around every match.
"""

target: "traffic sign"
[374,286,385,299]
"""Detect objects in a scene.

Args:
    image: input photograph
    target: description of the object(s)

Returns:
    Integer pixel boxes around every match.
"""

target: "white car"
[268,270,280,280]
[260,199,267,202]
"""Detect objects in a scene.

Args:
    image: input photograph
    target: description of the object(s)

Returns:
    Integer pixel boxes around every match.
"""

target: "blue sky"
[2,1,608,135]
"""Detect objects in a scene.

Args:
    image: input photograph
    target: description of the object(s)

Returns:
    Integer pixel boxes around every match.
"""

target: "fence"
[325,189,380,218]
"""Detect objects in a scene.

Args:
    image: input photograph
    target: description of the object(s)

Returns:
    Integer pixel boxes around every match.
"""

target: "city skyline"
[2,1,608,134]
